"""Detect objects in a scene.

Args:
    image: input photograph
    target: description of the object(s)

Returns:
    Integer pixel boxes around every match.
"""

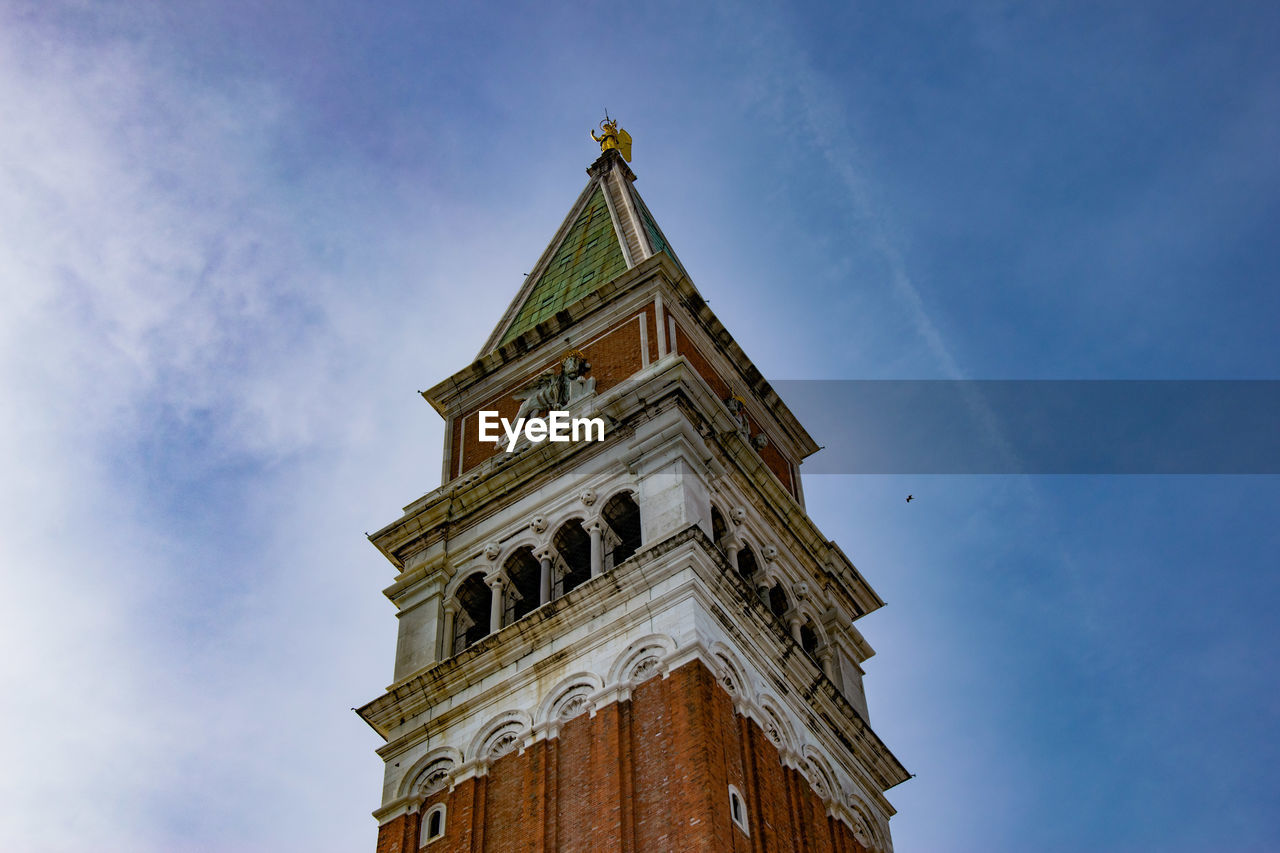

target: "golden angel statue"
[591,116,632,162]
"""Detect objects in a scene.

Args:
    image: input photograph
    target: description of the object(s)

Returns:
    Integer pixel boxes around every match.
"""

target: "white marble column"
[588,522,603,577]
[818,648,835,679]
[538,550,553,605]
[441,600,458,659]
[487,575,504,634]
[724,539,741,573]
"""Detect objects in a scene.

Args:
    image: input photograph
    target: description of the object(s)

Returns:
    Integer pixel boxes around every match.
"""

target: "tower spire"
[478,120,682,355]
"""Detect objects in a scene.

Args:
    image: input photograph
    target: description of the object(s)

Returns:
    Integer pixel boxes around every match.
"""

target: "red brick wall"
[378,660,874,853]
[672,324,797,497]
[374,810,415,853]
[451,310,649,476]
[446,310,800,498]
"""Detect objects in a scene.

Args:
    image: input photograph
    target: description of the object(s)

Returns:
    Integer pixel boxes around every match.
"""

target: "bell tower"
[357,124,908,852]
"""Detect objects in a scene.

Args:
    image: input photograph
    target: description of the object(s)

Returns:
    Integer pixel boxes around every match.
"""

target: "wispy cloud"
[0,13,401,850]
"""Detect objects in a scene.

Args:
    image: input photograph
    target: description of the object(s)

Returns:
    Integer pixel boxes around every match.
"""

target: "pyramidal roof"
[480,147,683,354]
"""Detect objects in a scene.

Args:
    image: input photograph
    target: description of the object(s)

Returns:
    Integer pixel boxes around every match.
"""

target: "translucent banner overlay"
[770,381,1280,474]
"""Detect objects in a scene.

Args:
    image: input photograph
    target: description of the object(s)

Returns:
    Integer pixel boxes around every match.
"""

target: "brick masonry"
[450,311,799,498]
[669,323,795,496]
[454,309,647,474]
[375,660,871,853]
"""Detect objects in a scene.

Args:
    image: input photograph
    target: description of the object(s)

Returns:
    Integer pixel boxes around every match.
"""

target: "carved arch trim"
[753,693,799,756]
[793,602,833,648]
[396,746,464,800]
[493,537,544,574]
[801,746,839,806]
[442,565,494,602]
[708,642,753,703]
[607,634,675,686]
[467,710,533,764]
[846,789,891,852]
[535,672,604,726]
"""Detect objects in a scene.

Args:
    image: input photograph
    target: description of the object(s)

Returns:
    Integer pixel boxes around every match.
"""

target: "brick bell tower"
[357,120,909,852]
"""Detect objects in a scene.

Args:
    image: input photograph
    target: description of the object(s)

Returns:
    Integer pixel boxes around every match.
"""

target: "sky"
[1,1,1277,851]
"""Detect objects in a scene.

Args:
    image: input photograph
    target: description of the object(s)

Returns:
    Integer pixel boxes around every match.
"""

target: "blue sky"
[1,1,1276,851]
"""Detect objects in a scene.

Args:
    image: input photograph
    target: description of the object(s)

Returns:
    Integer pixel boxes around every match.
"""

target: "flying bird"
[906,495,914,503]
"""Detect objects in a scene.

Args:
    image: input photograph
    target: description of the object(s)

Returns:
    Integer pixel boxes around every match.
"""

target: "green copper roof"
[500,186,627,344]
[630,184,686,276]
[632,186,667,254]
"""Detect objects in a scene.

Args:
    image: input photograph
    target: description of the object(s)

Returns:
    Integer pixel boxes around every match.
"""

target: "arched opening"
[453,573,492,654]
[800,621,820,658]
[710,506,728,555]
[552,518,591,597]
[737,544,759,582]
[420,803,445,844]
[769,584,789,619]
[728,784,749,835]
[502,547,540,623]
[601,492,641,570]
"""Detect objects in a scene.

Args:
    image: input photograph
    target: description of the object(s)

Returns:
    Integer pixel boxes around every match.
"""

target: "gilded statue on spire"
[591,114,632,162]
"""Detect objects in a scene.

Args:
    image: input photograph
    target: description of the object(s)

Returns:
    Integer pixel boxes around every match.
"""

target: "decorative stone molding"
[606,635,676,686]
[557,692,592,721]
[711,645,749,702]
[530,516,548,534]
[395,747,465,800]
[483,542,501,561]
[762,544,779,562]
[371,794,420,825]
[469,711,533,768]
[847,792,891,853]
[807,758,830,800]
[730,506,747,525]
[630,655,661,682]
[579,489,597,506]
[534,673,605,730]
[802,749,840,809]
[723,395,751,440]
[487,729,521,759]
[415,759,455,796]
[754,695,798,757]
[380,628,884,844]
[764,718,783,746]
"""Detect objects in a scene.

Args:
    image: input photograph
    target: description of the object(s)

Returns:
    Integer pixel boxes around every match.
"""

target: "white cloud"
[0,14,434,851]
